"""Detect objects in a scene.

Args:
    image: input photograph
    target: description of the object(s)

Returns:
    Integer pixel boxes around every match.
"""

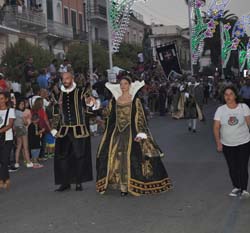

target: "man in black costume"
[54,72,97,192]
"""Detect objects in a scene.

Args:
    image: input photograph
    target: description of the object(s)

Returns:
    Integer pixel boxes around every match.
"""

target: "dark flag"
[156,43,182,78]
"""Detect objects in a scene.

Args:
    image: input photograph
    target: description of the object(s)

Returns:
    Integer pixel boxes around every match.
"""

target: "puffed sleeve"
[135,98,164,158]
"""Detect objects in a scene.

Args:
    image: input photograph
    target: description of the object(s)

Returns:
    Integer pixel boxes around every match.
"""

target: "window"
[64,8,69,25]
[95,27,99,41]
[79,13,83,32]
[47,0,53,20]
[71,10,77,34]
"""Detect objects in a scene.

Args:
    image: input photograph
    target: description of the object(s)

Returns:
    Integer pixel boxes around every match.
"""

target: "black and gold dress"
[96,82,172,196]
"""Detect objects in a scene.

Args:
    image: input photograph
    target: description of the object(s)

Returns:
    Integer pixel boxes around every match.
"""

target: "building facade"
[90,0,108,47]
[124,11,147,46]
[0,0,88,60]
[0,0,47,59]
[149,25,190,70]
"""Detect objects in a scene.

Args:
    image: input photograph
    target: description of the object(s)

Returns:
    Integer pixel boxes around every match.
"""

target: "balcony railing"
[91,5,107,21]
[47,20,73,40]
[73,30,88,41]
[0,6,46,31]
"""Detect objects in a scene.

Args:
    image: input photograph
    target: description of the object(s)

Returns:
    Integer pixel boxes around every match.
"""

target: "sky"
[133,0,250,27]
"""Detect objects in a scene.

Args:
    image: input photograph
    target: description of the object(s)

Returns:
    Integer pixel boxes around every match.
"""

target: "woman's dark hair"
[0,91,11,107]
[32,98,43,112]
[222,85,241,104]
[16,98,25,111]
[119,76,132,84]
[0,91,10,99]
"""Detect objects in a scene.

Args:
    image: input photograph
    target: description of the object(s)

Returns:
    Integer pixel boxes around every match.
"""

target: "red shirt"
[0,79,7,91]
[32,108,50,133]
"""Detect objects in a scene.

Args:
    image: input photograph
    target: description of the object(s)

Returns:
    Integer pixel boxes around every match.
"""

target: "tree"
[66,42,109,74]
[67,42,143,74]
[1,40,54,81]
[113,43,143,70]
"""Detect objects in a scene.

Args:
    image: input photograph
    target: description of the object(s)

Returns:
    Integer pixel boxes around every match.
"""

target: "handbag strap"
[2,108,10,128]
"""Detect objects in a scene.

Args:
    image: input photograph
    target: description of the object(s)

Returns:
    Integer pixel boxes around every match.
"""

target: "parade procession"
[0,1,250,233]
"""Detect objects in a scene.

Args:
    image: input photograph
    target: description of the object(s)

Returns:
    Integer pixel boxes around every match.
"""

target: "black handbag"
[0,109,10,146]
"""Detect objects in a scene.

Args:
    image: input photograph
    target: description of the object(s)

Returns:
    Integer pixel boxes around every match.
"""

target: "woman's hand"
[135,133,147,142]
[134,137,142,142]
[217,142,223,152]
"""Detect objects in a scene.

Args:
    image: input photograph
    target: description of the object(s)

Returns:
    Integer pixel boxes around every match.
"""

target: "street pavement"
[0,103,250,233]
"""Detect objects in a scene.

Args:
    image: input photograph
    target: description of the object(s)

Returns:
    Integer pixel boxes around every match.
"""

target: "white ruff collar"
[105,81,145,101]
[61,82,77,93]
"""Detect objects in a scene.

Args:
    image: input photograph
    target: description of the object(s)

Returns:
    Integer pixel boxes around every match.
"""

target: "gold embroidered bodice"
[116,103,131,132]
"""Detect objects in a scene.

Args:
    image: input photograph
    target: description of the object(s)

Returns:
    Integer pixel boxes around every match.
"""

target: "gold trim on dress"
[57,125,89,138]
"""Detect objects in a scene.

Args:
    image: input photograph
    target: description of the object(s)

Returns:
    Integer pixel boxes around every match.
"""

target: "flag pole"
[106,0,113,70]
[87,0,93,86]
[188,0,194,75]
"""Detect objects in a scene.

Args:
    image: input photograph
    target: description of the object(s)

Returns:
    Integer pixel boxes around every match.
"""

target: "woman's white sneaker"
[14,163,20,168]
[240,191,250,199]
[26,162,34,168]
[229,188,241,197]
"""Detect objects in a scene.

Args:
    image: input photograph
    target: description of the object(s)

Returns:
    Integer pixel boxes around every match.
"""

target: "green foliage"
[67,42,142,73]
[113,43,142,70]
[1,40,54,81]
[66,42,109,73]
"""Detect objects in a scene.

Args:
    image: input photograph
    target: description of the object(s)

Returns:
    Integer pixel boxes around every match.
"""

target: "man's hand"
[86,97,97,106]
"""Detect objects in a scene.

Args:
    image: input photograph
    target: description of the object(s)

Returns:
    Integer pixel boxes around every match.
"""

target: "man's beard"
[63,82,73,88]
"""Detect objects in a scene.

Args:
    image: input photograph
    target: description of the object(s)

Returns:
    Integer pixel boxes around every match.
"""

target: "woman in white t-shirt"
[214,86,250,199]
[0,92,16,190]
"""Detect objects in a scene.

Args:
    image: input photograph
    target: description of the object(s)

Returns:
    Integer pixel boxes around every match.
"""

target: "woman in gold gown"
[96,77,172,196]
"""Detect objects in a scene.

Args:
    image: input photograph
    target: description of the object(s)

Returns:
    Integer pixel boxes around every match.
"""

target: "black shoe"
[193,129,196,133]
[55,184,71,192]
[188,127,192,132]
[121,192,128,197]
[8,166,18,172]
[76,184,83,191]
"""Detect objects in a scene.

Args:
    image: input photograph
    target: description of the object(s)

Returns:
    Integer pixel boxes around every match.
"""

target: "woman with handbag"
[0,92,16,190]
[214,86,250,199]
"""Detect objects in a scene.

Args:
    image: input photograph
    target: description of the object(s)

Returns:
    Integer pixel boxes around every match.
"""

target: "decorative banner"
[247,40,250,70]
[156,43,182,78]
[191,0,217,65]
[238,43,247,72]
[222,15,250,68]
[109,0,136,53]
[207,0,230,20]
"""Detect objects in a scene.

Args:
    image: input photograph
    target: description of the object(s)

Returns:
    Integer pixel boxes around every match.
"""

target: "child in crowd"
[45,132,55,158]
[28,114,44,168]
[31,98,51,160]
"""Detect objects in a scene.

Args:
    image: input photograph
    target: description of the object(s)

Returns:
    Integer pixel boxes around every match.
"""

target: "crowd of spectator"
[0,53,250,175]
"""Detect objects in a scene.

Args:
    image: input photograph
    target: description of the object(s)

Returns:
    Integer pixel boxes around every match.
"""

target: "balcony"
[73,30,88,41]
[0,6,46,32]
[47,20,73,40]
[91,5,107,22]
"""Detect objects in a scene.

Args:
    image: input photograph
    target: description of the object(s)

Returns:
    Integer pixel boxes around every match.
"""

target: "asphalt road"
[0,103,249,233]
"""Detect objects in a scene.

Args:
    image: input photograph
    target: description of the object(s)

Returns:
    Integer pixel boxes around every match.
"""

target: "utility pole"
[87,0,93,84]
[188,0,194,76]
[106,0,113,70]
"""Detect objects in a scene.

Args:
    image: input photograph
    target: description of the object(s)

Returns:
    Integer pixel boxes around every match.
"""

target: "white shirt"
[0,108,16,141]
[214,104,250,146]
